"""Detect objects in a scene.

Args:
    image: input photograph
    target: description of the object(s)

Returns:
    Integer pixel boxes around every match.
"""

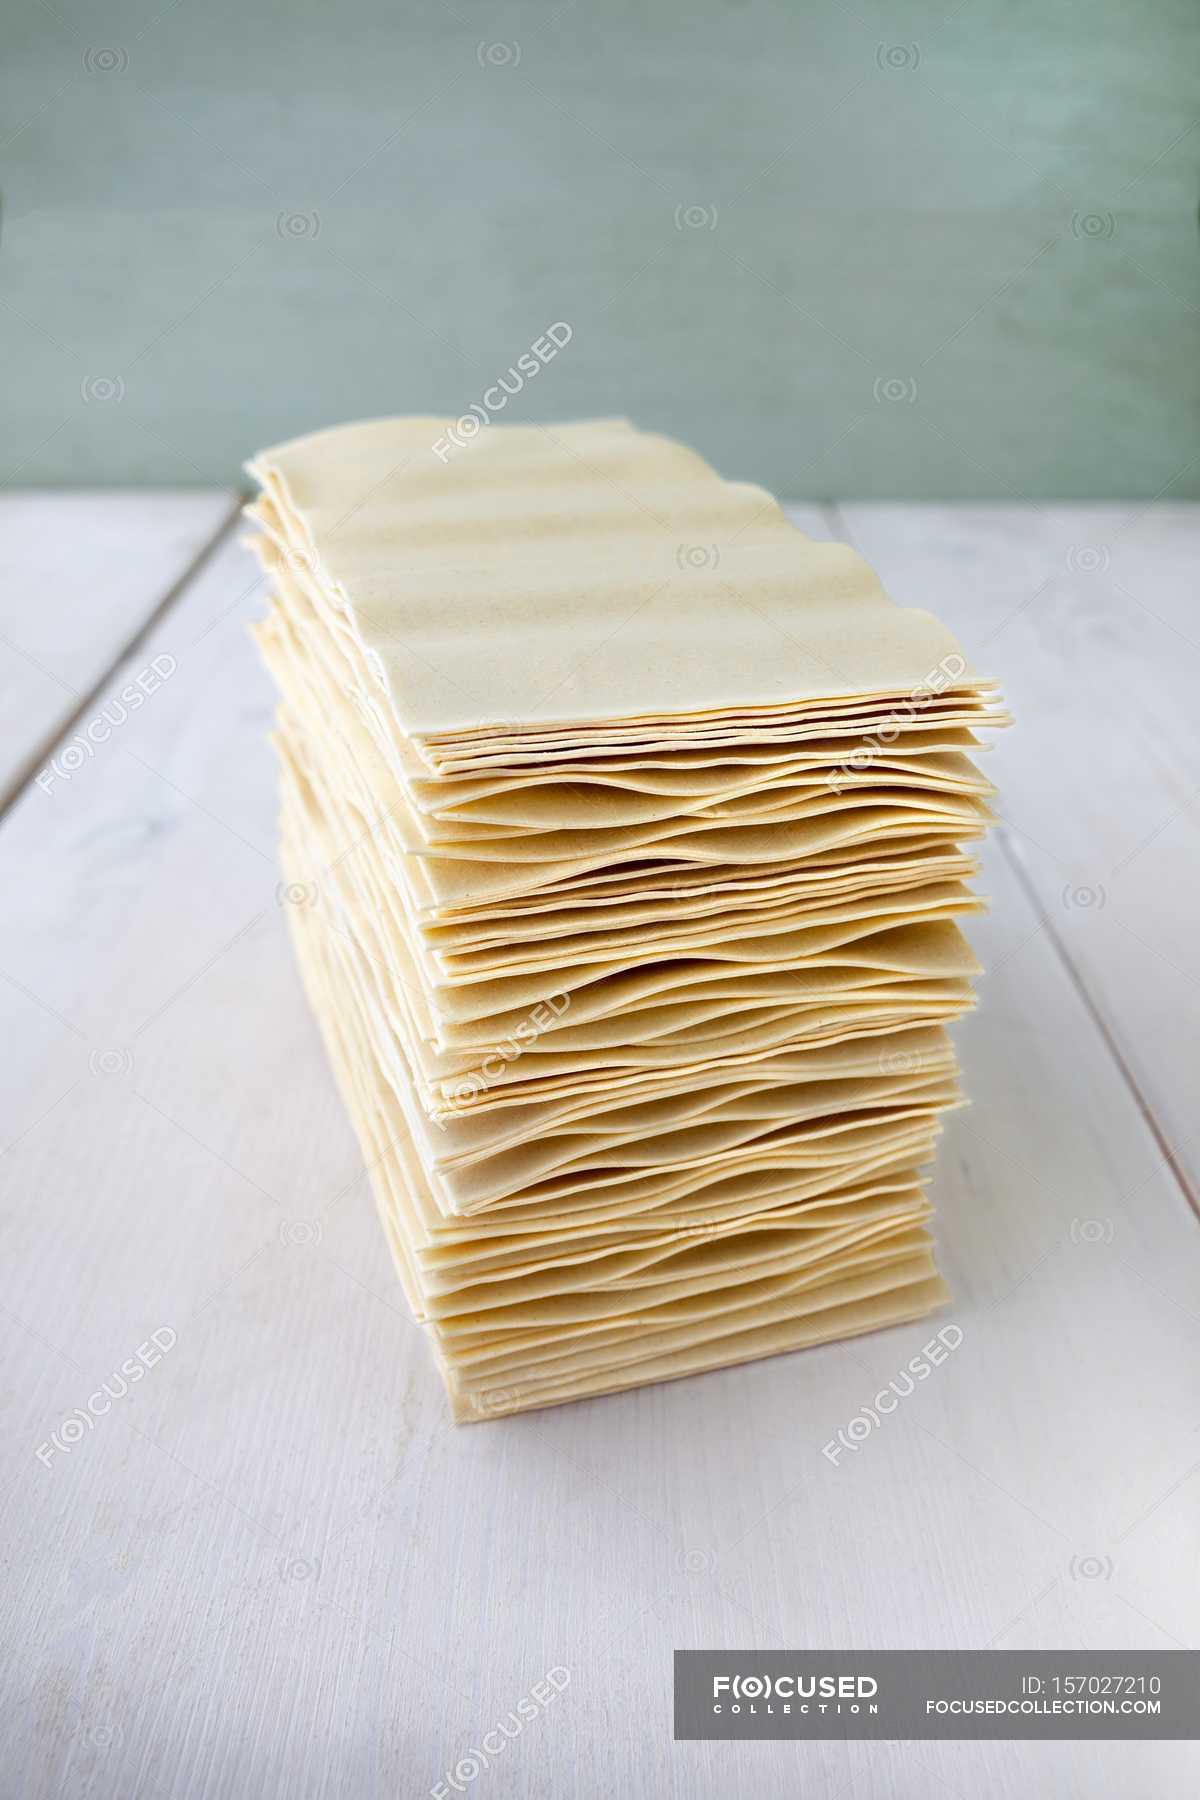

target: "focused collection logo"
[712,1672,879,1715]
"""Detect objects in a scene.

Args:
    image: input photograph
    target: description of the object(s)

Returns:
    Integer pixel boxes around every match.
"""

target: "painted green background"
[3,0,1197,495]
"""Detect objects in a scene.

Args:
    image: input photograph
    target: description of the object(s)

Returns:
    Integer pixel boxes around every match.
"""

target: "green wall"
[3,0,1197,495]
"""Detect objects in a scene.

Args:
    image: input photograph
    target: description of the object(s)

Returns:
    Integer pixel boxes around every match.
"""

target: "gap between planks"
[0,495,245,828]
[997,827,1200,1230]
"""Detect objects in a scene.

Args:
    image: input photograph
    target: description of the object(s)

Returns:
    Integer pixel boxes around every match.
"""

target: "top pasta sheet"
[247,416,997,751]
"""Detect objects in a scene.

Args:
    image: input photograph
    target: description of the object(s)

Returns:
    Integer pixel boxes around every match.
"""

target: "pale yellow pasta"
[247,417,1002,1421]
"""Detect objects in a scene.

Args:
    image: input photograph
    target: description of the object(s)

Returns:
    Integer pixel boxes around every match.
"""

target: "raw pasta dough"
[248,416,1004,1420]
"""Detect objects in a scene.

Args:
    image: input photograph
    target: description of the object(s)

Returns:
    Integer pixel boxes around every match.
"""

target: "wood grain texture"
[0,492,239,808]
[0,500,1197,1799]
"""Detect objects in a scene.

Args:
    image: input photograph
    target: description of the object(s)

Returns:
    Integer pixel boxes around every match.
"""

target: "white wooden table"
[2,496,1198,1800]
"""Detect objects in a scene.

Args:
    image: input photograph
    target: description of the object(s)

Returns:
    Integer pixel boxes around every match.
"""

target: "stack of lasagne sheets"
[247,416,1005,1421]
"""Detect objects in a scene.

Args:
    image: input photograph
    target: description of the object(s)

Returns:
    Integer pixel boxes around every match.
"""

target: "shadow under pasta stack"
[246,416,1005,1421]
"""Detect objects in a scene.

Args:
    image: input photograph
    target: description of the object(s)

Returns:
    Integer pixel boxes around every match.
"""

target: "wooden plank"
[835,502,1200,1216]
[0,510,1197,1797]
[0,491,239,809]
